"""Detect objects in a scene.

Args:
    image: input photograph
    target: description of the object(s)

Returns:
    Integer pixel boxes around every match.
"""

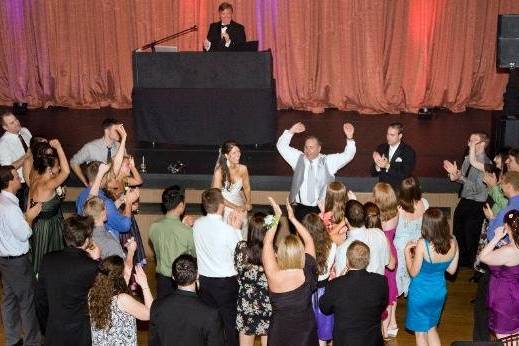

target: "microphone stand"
[140,25,198,52]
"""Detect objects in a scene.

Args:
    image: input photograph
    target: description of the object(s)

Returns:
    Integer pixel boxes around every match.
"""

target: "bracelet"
[141,286,150,291]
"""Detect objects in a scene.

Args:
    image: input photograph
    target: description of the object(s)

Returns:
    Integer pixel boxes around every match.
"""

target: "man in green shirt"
[149,186,196,298]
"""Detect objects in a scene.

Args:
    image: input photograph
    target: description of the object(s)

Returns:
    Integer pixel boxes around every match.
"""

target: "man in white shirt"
[70,118,124,186]
[0,165,42,346]
[276,121,356,224]
[372,122,416,190]
[335,200,390,276]
[0,112,32,209]
[193,188,242,346]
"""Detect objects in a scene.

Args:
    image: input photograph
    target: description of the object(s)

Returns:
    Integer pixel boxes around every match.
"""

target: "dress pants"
[0,254,40,346]
[453,198,485,267]
[291,203,320,233]
[155,273,177,299]
[199,275,238,346]
[473,270,490,341]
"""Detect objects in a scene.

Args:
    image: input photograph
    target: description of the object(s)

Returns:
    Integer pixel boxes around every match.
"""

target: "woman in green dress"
[28,139,69,275]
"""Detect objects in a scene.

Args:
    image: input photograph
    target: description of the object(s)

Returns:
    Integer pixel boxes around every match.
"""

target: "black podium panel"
[133,51,273,89]
[132,51,276,145]
[133,87,276,145]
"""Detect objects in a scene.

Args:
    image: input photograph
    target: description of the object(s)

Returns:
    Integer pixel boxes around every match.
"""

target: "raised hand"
[48,139,62,150]
[286,197,295,220]
[128,156,136,169]
[343,123,354,139]
[289,122,306,134]
[125,237,137,253]
[182,214,194,227]
[134,265,149,289]
[116,124,127,140]
[483,172,498,188]
[268,197,282,218]
[126,187,140,204]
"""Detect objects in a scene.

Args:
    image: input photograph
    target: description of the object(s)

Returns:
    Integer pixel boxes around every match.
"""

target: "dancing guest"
[262,198,318,346]
[364,201,397,339]
[505,148,519,172]
[405,208,459,346]
[193,188,242,346]
[35,215,100,346]
[0,112,32,209]
[0,165,42,346]
[335,200,390,276]
[89,256,154,345]
[234,213,272,346]
[149,185,196,298]
[204,2,246,52]
[277,121,355,223]
[303,213,336,346]
[319,181,351,245]
[70,119,124,186]
[150,255,225,346]
[22,137,51,186]
[393,176,429,296]
[479,210,519,339]
[444,132,491,267]
[76,161,138,240]
[487,172,519,241]
[29,139,69,274]
[320,241,388,346]
[212,140,251,239]
[372,122,416,190]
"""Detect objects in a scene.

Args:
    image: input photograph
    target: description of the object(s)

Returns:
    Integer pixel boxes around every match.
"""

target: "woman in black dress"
[262,198,318,346]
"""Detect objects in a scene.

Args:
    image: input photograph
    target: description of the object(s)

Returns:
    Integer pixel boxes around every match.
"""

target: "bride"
[211,140,252,239]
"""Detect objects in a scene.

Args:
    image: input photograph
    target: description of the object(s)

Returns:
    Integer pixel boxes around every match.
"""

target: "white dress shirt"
[70,137,120,165]
[0,128,32,183]
[193,213,242,277]
[276,130,356,206]
[335,226,389,276]
[388,143,400,161]
[0,191,32,256]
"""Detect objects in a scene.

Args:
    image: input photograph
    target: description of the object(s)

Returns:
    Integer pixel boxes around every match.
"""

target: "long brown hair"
[421,208,452,255]
[217,140,239,190]
[303,213,332,275]
[324,182,348,224]
[89,256,130,330]
[398,176,422,213]
[373,182,398,222]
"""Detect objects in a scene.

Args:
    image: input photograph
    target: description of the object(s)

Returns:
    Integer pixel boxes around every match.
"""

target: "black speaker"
[497,15,519,68]
[496,118,519,149]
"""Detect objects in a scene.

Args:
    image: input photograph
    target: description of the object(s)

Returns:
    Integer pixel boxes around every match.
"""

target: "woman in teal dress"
[28,139,69,274]
[404,208,459,346]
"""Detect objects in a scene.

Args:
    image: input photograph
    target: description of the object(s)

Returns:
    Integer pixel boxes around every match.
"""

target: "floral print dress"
[234,241,272,335]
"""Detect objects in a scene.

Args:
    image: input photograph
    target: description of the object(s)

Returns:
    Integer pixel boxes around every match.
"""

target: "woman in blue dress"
[404,208,459,346]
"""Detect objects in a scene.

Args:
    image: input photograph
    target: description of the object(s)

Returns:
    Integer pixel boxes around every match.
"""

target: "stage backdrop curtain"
[0,0,519,113]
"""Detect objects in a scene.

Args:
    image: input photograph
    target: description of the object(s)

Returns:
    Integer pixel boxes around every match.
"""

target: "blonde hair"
[276,235,305,270]
[347,240,370,270]
[83,196,105,220]
[324,181,348,224]
[373,182,398,222]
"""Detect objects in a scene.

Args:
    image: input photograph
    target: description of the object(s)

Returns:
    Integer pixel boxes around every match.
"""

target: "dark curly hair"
[505,209,519,248]
[88,256,130,330]
[303,213,332,275]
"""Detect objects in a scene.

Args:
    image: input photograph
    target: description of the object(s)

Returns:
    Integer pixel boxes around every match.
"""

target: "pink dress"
[383,228,398,304]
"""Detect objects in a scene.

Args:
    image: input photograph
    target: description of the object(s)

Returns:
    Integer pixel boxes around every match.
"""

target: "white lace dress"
[222,179,248,239]
[91,295,137,346]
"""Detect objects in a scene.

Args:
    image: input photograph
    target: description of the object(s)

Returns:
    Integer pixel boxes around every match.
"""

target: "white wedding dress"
[222,179,248,240]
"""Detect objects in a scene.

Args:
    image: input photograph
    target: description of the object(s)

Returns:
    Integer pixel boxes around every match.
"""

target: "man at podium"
[204,2,246,52]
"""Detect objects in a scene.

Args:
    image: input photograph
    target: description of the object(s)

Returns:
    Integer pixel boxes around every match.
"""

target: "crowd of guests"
[1,110,519,346]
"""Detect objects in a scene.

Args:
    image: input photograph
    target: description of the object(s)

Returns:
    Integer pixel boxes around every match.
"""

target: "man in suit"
[150,254,224,346]
[204,2,246,52]
[320,241,388,346]
[372,122,416,190]
[35,215,100,346]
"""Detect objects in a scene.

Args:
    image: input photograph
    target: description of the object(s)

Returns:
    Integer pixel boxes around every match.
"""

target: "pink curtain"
[0,0,518,113]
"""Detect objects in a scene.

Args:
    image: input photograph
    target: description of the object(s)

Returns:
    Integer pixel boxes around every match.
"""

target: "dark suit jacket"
[35,247,98,346]
[150,289,224,346]
[206,20,246,51]
[320,269,388,346]
[372,141,416,189]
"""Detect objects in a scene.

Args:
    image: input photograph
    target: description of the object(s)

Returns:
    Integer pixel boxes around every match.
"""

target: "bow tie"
[221,24,229,28]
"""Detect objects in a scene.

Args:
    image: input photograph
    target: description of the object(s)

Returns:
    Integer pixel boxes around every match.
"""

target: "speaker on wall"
[496,118,519,150]
[497,14,519,68]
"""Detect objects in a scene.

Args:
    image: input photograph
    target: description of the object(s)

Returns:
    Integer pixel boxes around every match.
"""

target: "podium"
[132,51,276,145]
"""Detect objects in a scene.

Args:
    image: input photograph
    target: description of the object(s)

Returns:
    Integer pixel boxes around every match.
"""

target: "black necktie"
[106,147,112,162]
[18,134,28,152]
